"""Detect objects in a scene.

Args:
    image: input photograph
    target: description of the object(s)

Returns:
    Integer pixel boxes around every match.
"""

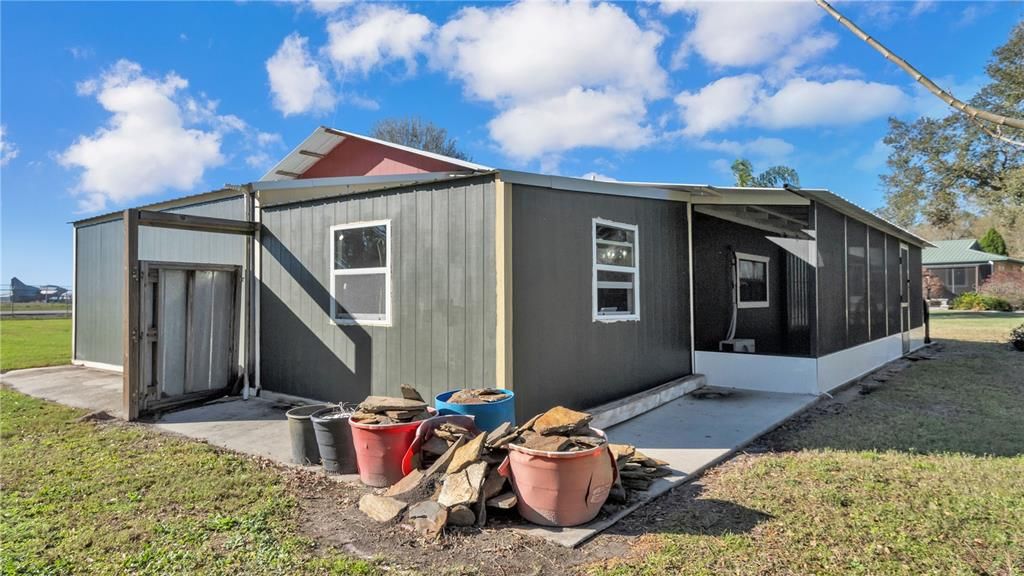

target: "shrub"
[1011,324,1024,351]
[978,268,1024,309]
[950,292,1013,312]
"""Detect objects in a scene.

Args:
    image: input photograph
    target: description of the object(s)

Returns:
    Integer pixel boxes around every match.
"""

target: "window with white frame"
[330,220,390,324]
[736,252,769,308]
[593,219,639,321]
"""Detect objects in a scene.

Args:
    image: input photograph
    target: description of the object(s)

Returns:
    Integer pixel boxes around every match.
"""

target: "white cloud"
[436,1,666,102]
[697,137,795,163]
[909,1,937,17]
[676,75,909,136]
[326,6,434,75]
[58,60,227,211]
[579,171,619,182]
[68,46,94,60]
[306,0,353,15]
[436,1,665,162]
[663,1,834,71]
[488,88,653,160]
[0,125,19,166]
[855,139,891,172]
[750,78,909,129]
[675,74,762,136]
[266,33,336,116]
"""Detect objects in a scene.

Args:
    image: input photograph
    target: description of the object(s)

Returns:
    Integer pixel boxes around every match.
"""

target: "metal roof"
[922,239,1023,265]
[71,188,243,227]
[260,126,491,182]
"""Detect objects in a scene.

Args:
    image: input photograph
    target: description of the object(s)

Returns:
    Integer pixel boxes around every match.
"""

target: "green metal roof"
[922,239,1023,265]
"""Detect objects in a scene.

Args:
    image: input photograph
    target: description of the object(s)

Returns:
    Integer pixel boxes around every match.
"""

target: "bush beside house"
[977,269,1024,309]
[950,292,1014,312]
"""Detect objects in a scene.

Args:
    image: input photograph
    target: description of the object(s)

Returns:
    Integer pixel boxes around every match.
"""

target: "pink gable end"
[300,136,467,179]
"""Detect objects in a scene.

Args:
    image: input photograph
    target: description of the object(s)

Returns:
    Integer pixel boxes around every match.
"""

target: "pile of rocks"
[350,385,431,425]
[446,388,511,405]
[607,443,672,496]
[356,403,674,536]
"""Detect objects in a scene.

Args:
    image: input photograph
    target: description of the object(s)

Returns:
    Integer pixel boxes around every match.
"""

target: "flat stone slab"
[516,389,817,548]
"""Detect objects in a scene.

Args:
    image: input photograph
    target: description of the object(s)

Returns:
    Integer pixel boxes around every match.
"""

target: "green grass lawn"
[0,318,72,372]
[593,311,1024,575]
[0,390,378,575]
[2,312,1022,575]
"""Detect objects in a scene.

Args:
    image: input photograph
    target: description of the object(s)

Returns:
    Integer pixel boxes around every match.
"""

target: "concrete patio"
[3,365,819,548]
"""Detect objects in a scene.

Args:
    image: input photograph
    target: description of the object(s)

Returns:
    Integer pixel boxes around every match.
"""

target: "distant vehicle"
[10,277,69,303]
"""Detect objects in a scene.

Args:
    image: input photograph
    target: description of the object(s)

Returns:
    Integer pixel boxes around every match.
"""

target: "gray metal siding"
[259,176,497,402]
[510,185,691,418]
[73,196,247,366]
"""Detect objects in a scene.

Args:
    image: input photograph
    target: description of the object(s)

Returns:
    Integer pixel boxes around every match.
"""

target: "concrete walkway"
[1,365,351,477]
[1,365,124,418]
[518,388,818,547]
[5,366,818,548]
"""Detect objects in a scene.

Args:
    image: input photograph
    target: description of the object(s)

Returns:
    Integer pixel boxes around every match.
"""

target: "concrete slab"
[2,366,358,483]
[517,388,818,548]
[1,365,123,418]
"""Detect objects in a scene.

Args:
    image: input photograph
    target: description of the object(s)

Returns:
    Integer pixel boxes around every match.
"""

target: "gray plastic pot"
[285,404,332,465]
[311,406,358,474]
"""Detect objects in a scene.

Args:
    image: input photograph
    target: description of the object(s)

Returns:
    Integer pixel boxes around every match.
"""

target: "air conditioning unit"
[719,338,756,353]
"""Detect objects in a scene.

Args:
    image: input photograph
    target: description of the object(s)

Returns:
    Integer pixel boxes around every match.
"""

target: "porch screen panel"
[816,204,848,355]
[868,227,886,340]
[885,235,901,335]
[910,246,923,328]
[846,219,869,347]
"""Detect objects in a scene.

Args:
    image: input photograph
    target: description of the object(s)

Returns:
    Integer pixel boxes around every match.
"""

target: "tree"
[978,228,1009,256]
[370,117,471,161]
[731,158,800,187]
[878,23,1024,252]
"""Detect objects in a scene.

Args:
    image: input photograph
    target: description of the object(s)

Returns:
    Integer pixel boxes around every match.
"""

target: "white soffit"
[260,128,344,182]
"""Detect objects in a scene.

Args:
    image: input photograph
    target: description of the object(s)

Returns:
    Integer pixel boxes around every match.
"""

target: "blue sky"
[1,1,1021,286]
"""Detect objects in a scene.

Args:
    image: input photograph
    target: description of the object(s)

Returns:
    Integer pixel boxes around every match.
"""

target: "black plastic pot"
[285,404,332,465]
[311,406,358,474]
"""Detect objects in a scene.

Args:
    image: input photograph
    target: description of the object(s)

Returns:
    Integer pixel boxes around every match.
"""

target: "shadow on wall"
[261,228,372,403]
[605,482,772,538]
[756,338,1024,458]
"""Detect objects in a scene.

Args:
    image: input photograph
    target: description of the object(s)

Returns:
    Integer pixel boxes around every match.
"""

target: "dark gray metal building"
[71,127,931,420]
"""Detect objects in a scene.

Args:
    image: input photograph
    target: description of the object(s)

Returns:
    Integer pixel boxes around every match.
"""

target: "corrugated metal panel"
[510,185,691,418]
[258,176,497,402]
[921,239,1020,265]
[73,196,247,366]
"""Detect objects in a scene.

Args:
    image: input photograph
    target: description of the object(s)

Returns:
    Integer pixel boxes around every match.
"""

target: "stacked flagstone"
[356,402,672,536]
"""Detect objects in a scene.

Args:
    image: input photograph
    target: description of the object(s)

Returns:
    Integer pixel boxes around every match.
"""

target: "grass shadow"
[603,482,772,538]
[756,337,1024,457]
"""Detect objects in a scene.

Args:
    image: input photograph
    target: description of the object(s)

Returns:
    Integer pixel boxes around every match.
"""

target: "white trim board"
[816,333,903,394]
[698,332,910,396]
[695,351,818,395]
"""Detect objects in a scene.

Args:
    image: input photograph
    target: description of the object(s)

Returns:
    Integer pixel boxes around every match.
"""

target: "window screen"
[330,221,390,324]
[736,253,769,308]
[593,219,639,320]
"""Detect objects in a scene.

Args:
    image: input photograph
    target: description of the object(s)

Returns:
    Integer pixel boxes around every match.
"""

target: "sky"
[1,0,1021,286]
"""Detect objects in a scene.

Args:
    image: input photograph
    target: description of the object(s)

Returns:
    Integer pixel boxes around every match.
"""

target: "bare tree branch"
[816,0,1024,139]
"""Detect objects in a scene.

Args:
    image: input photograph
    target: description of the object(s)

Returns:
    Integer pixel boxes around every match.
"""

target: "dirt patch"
[283,467,632,576]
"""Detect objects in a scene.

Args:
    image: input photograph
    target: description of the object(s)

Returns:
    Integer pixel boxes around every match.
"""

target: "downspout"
[253,188,262,397]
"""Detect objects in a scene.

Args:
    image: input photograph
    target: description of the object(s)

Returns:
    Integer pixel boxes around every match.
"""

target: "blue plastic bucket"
[434,389,516,432]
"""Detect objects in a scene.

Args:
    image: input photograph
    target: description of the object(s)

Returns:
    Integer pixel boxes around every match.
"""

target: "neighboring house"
[71,126,931,420]
[922,239,1024,298]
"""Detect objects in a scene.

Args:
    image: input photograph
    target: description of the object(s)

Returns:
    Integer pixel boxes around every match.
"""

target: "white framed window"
[593,218,639,322]
[329,220,391,325]
[736,252,769,309]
